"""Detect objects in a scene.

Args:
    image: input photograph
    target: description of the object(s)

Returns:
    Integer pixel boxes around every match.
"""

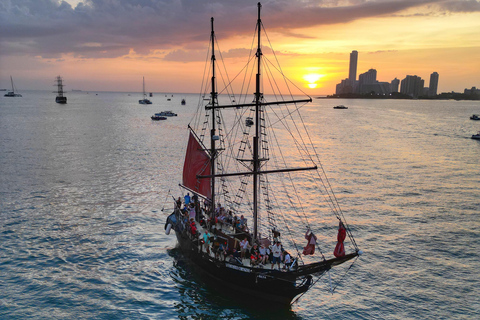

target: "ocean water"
[1,91,479,319]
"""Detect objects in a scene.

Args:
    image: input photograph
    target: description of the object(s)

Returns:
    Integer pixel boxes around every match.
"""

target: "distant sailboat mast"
[143,76,146,99]
[4,76,22,97]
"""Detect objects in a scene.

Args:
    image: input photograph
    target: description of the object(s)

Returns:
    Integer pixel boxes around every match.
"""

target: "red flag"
[333,222,346,258]
[302,230,317,255]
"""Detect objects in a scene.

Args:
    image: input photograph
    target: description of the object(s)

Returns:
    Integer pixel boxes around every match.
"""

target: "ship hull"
[56,96,67,104]
[167,211,335,304]
[173,230,310,304]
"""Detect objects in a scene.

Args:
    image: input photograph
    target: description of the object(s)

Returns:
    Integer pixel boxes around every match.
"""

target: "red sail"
[333,222,346,258]
[183,131,212,199]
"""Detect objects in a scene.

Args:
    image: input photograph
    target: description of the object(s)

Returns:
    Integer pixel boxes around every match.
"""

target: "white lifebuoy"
[165,224,172,235]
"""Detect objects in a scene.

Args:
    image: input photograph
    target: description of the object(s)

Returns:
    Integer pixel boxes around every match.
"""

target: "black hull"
[166,212,358,305]
[173,230,309,304]
[56,96,67,104]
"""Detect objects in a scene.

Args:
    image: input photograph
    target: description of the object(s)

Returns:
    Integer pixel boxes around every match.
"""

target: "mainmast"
[210,17,217,215]
[56,76,64,97]
[252,2,262,243]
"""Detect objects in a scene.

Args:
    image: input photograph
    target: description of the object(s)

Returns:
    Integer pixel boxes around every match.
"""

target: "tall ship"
[54,76,67,104]
[4,76,22,97]
[165,3,362,305]
[139,77,152,104]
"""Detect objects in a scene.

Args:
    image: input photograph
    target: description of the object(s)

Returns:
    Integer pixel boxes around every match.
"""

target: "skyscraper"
[348,50,358,91]
[400,75,424,98]
[429,72,439,97]
[391,78,400,93]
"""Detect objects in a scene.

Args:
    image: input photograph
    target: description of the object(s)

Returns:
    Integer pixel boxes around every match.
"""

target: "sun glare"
[303,73,325,89]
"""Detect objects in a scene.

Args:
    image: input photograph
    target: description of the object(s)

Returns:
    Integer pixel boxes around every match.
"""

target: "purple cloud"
[0,0,477,60]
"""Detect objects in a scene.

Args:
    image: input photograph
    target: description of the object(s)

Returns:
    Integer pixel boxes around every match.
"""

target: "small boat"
[472,131,480,139]
[167,98,171,101]
[470,114,480,120]
[245,117,254,127]
[181,99,186,105]
[54,76,67,104]
[333,105,348,109]
[139,77,152,104]
[151,114,167,121]
[155,111,177,117]
[150,92,153,97]
[164,3,361,306]
[4,76,22,97]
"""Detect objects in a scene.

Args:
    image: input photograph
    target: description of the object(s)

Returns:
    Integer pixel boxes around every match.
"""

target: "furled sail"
[182,131,212,199]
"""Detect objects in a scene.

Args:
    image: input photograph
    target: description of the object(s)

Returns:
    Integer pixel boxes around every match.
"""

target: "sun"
[303,73,325,89]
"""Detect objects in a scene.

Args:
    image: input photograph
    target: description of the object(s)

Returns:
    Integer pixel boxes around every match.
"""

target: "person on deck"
[218,241,228,261]
[188,203,196,221]
[202,230,212,254]
[239,215,247,231]
[259,243,269,265]
[239,238,249,259]
[184,193,191,206]
[250,243,260,266]
[192,193,198,205]
[271,241,282,270]
[189,219,197,238]
[176,197,182,209]
[283,251,292,271]
[227,248,241,265]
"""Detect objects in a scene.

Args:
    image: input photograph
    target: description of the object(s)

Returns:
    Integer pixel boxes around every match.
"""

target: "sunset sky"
[1,0,479,95]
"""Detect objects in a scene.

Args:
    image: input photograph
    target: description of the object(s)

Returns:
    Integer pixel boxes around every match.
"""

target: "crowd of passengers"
[176,193,297,271]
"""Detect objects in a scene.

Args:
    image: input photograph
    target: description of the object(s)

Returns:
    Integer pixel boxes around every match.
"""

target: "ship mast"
[201,2,315,242]
[56,76,64,97]
[252,2,262,243]
[210,17,217,215]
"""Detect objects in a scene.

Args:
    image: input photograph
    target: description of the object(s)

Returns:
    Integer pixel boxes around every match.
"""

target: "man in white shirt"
[239,238,249,259]
[271,241,282,270]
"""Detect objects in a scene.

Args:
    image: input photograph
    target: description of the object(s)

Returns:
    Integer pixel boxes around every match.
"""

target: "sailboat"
[165,3,361,305]
[4,76,22,97]
[54,76,67,104]
[139,77,152,104]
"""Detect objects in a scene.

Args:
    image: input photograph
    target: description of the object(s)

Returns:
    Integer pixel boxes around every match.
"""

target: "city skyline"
[336,50,442,98]
[1,1,479,95]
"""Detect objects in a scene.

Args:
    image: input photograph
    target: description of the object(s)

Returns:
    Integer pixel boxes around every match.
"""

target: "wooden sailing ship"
[165,2,361,305]
[54,76,67,104]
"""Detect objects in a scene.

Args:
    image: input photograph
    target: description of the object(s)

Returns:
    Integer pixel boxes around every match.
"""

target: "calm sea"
[1,91,479,319]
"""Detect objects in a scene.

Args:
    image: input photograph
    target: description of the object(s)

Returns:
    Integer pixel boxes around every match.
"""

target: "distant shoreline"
[317,92,480,101]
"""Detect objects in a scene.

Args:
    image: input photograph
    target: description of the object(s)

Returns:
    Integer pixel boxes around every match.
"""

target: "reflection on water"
[0,92,479,319]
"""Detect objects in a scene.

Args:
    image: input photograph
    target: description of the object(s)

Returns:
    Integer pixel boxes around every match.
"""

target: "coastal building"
[464,87,480,98]
[429,72,439,97]
[336,50,358,95]
[390,78,400,93]
[400,75,424,98]
[348,50,358,91]
[356,69,391,95]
